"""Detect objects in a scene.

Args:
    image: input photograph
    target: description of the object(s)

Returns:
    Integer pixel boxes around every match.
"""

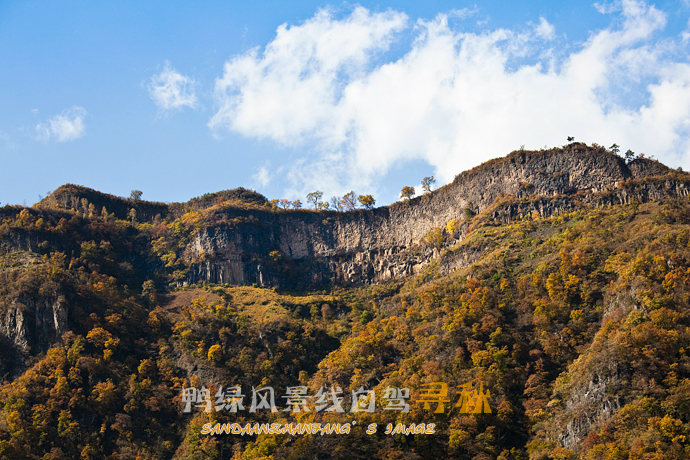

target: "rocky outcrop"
[183,147,680,288]
[1,295,68,354]
[557,364,622,449]
[552,286,650,450]
[486,177,690,224]
[0,228,54,254]
[0,294,68,379]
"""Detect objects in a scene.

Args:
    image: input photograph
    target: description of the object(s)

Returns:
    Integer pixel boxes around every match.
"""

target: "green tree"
[400,186,415,200]
[130,190,143,201]
[422,176,436,193]
[358,194,375,209]
[609,143,620,155]
[624,149,635,163]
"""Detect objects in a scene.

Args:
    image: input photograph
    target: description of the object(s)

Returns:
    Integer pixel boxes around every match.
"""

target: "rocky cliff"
[182,146,680,288]
[0,251,69,379]
[26,145,683,291]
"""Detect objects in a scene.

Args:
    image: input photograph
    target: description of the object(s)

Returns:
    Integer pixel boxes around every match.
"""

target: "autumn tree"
[142,280,156,304]
[306,191,324,209]
[128,208,137,227]
[423,227,443,249]
[341,191,357,211]
[422,176,436,193]
[291,199,302,209]
[444,219,458,234]
[330,196,343,211]
[358,194,375,209]
[400,186,415,200]
[207,344,222,363]
[130,190,143,201]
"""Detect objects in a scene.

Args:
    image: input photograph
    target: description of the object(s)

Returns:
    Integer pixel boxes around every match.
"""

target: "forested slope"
[1,147,689,459]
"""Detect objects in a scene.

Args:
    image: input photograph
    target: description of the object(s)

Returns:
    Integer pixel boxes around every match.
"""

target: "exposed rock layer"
[184,148,679,287]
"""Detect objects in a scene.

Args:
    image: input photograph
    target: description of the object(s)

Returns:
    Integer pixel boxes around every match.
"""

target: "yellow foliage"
[207,344,222,362]
[423,227,444,250]
[449,429,470,449]
[444,219,458,234]
[86,327,112,348]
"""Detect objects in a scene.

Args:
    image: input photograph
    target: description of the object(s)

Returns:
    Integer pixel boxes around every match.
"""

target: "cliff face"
[0,290,68,379]
[1,295,68,354]
[184,147,677,287]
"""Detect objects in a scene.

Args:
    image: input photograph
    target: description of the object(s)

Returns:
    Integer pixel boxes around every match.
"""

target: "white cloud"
[594,2,615,14]
[209,6,408,145]
[210,2,690,197]
[35,106,87,142]
[534,17,555,40]
[683,17,690,42]
[253,162,272,187]
[148,62,198,112]
[449,7,478,20]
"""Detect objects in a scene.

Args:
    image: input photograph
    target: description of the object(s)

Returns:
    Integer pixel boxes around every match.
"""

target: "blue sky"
[2,1,690,207]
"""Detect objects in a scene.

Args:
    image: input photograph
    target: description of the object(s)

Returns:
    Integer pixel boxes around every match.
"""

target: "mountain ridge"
[29,145,686,291]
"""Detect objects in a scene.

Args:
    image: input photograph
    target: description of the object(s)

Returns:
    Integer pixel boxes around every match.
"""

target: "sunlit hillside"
[1,146,689,459]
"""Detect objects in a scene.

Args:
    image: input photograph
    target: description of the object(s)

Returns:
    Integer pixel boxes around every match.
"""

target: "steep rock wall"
[185,148,675,287]
[1,295,68,354]
[0,294,68,378]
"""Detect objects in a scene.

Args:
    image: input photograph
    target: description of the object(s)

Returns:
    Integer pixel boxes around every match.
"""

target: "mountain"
[1,144,689,459]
